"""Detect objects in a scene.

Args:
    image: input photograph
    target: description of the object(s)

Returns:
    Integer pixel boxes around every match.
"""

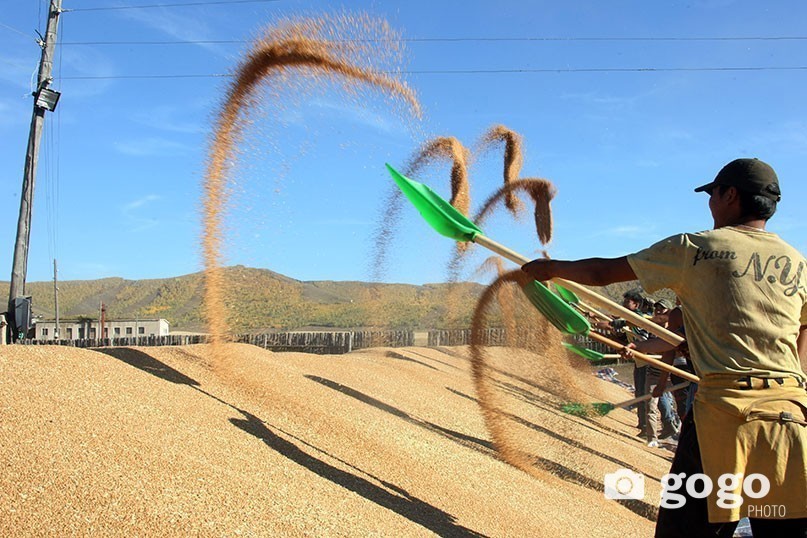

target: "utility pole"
[53,259,60,340]
[8,0,63,341]
[99,302,106,342]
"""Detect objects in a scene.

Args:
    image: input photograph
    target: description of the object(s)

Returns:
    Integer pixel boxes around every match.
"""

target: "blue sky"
[2,0,806,286]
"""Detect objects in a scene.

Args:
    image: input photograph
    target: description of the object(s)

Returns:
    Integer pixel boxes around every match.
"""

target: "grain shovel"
[562,342,659,363]
[562,381,691,417]
[563,342,611,362]
[386,163,697,383]
[523,280,699,382]
[553,284,612,322]
[385,163,683,347]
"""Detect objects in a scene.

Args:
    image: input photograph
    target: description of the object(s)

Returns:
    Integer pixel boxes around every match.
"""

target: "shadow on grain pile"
[98,347,201,386]
[384,350,441,371]
[230,410,485,538]
[306,374,494,456]
[96,347,483,537]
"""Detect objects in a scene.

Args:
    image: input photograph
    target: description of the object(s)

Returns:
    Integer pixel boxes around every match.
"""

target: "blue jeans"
[659,391,679,427]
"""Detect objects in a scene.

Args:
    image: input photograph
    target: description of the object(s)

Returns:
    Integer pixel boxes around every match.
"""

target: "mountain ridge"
[0,266,486,332]
[1,266,658,332]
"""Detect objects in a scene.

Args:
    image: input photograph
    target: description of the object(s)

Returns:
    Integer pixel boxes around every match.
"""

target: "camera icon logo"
[604,469,645,500]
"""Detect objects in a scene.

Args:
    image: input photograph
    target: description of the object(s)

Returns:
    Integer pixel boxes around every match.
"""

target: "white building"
[35,319,169,341]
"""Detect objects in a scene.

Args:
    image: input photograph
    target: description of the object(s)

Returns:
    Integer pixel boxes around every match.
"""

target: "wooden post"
[53,259,60,340]
[8,0,63,339]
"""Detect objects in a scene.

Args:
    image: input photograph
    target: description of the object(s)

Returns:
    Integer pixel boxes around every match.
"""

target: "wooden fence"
[20,334,209,348]
[570,333,612,354]
[429,329,486,347]
[17,328,611,356]
[428,328,499,346]
[427,328,542,346]
[19,330,414,355]
[235,330,413,354]
[427,328,616,355]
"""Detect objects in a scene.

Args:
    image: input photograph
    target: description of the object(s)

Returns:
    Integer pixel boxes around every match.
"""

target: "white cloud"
[659,129,696,143]
[120,7,227,56]
[280,97,403,135]
[314,218,371,227]
[634,158,662,168]
[123,194,161,212]
[0,97,30,127]
[770,215,806,233]
[591,224,658,240]
[68,261,115,279]
[0,52,38,90]
[318,99,397,132]
[560,91,638,107]
[745,120,807,155]
[129,104,206,134]
[113,137,195,156]
[57,47,116,98]
[122,194,161,232]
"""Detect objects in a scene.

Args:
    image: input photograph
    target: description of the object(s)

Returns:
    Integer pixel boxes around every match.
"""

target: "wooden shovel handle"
[601,353,661,360]
[588,331,700,383]
[555,278,684,347]
[614,381,691,410]
[576,300,613,322]
[471,234,684,347]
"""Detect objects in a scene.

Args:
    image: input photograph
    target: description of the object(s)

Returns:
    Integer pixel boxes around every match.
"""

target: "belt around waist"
[700,375,806,390]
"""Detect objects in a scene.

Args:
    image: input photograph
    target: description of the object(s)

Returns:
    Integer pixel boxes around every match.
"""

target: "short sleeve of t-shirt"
[626,234,690,294]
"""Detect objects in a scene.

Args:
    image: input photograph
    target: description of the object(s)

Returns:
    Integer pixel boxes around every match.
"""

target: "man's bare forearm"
[634,337,677,356]
[522,256,636,286]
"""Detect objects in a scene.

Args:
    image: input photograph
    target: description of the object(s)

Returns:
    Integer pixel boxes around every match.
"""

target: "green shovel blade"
[553,283,579,305]
[386,164,482,242]
[562,342,605,362]
[560,402,614,417]
[521,281,591,335]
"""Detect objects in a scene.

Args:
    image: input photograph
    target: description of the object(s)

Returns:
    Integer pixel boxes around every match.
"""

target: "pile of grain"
[1,343,670,536]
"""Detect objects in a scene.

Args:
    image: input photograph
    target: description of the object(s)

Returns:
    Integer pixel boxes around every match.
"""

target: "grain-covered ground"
[0,343,674,537]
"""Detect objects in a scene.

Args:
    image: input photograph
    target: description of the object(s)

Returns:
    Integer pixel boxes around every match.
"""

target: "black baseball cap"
[694,158,781,202]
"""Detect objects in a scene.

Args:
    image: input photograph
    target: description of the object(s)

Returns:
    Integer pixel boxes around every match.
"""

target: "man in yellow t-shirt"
[523,158,807,537]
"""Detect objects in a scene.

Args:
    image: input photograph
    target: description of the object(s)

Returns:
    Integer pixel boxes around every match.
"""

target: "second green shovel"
[386,163,682,345]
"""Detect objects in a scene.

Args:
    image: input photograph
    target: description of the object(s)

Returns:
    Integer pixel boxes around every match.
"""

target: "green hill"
[0,267,486,332]
[0,266,660,332]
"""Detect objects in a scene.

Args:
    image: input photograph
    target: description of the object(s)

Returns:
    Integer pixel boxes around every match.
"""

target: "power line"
[61,73,230,79]
[66,0,280,12]
[0,21,33,40]
[62,39,244,45]
[403,36,807,42]
[58,35,807,46]
[57,65,807,79]
[406,66,807,74]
